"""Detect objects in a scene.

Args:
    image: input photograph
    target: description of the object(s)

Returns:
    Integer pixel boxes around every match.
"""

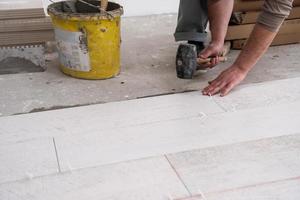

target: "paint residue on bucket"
[48,1,123,80]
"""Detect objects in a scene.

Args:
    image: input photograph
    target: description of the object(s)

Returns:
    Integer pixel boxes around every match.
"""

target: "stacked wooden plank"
[0,8,54,46]
[227,0,300,49]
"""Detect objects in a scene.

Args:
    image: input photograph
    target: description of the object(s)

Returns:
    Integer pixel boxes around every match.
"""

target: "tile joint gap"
[164,155,193,197]
[209,96,228,112]
[52,137,62,173]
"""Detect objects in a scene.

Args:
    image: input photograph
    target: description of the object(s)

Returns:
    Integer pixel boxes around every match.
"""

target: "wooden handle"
[197,56,227,64]
[101,0,108,12]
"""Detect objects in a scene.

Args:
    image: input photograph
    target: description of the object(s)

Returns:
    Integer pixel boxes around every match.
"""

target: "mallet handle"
[101,0,108,12]
[197,56,227,64]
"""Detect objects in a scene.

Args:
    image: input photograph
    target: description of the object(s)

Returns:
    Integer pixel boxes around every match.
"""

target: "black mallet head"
[176,43,198,79]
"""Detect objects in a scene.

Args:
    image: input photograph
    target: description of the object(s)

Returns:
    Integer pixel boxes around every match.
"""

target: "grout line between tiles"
[52,137,61,173]
[205,175,300,196]
[164,155,193,197]
[209,95,228,112]
[175,176,300,200]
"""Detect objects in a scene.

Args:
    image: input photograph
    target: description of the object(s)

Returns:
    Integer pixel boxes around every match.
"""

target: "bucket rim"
[47,1,123,21]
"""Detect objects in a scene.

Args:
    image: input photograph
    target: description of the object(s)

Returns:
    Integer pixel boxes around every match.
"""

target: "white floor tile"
[206,178,300,200]
[55,101,300,171]
[0,156,189,200]
[0,138,58,184]
[176,178,300,200]
[214,77,300,112]
[167,134,300,195]
[0,92,222,145]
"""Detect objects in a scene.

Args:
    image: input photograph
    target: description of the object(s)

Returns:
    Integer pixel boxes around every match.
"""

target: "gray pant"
[174,0,208,42]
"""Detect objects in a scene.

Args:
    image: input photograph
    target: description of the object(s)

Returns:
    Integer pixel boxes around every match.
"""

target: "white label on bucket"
[55,28,90,72]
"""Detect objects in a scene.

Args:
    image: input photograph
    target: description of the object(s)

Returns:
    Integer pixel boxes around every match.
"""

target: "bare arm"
[235,0,294,72]
[208,0,234,45]
[202,0,294,96]
[203,24,277,96]
[200,0,233,66]
[234,24,277,74]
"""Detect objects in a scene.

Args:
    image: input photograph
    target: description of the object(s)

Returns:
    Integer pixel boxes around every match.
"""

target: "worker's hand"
[198,42,223,69]
[202,64,248,97]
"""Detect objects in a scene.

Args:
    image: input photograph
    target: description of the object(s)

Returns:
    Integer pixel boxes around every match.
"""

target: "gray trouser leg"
[174,0,208,42]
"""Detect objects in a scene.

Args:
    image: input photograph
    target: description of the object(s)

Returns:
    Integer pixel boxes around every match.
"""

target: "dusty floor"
[0,14,300,200]
[0,14,300,116]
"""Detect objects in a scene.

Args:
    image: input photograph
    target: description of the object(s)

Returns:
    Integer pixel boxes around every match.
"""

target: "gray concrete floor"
[0,14,300,116]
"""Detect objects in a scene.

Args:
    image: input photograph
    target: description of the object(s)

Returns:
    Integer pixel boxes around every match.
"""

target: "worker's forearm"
[234,24,277,73]
[208,0,234,44]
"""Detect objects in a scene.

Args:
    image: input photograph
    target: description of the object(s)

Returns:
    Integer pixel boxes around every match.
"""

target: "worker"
[174,0,294,96]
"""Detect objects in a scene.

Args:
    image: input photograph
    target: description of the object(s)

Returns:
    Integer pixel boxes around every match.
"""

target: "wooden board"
[231,6,300,25]
[0,8,45,20]
[226,18,300,40]
[233,0,300,12]
[231,32,300,49]
[0,7,52,46]
[0,17,53,33]
[0,30,55,46]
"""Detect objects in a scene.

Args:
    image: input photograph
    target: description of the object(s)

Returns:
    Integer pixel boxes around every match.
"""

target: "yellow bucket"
[48,1,123,79]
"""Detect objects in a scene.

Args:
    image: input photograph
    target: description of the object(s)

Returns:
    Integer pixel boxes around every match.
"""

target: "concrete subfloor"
[0,14,300,117]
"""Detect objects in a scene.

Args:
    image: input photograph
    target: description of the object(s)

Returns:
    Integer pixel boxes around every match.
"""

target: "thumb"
[199,47,214,59]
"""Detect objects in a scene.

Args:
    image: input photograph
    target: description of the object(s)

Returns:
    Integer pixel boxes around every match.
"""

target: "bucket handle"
[77,0,114,18]
[100,0,108,13]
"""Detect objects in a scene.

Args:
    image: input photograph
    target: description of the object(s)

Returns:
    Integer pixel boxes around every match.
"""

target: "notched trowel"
[0,44,46,74]
[176,42,230,79]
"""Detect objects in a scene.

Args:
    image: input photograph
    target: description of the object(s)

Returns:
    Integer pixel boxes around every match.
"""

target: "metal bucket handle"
[77,0,114,18]
[100,0,108,12]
